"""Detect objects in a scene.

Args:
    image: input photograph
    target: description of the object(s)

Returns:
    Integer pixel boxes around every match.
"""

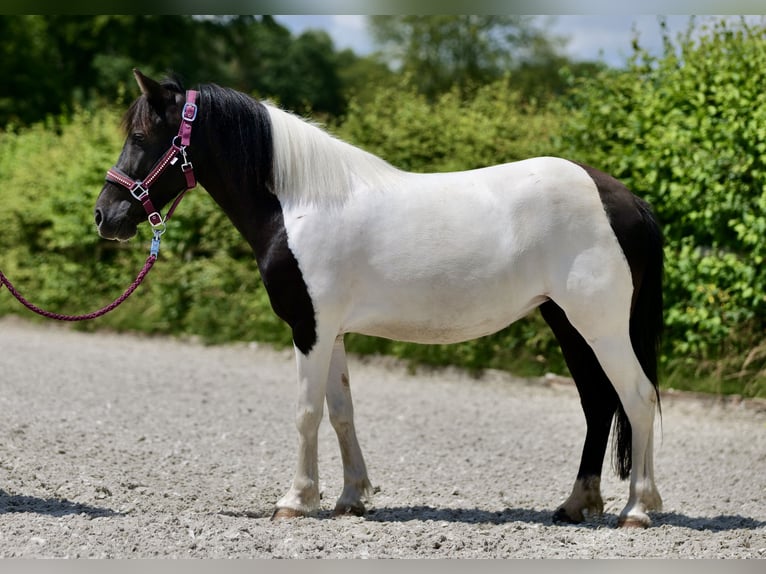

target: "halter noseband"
[105,90,199,234]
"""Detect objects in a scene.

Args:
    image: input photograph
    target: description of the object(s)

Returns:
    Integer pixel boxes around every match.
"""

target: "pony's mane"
[198,83,274,196]
[264,104,404,205]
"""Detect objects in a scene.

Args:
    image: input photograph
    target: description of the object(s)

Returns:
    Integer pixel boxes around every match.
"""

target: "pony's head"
[94,70,192,241]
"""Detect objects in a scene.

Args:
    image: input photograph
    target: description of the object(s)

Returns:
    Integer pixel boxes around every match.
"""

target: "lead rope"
[1,174,192,322]
[0,185,191,322]
[0,232,162,322]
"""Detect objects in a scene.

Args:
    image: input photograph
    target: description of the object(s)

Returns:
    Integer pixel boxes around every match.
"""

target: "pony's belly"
[353,321,504,344]
[344,295,547,344]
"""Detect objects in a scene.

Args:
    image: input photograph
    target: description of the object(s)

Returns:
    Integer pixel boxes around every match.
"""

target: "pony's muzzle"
[94,198,137,241]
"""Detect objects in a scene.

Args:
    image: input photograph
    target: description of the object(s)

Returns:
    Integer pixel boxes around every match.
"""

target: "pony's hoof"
[552,506,583,524]
[271,507,306,520]
[333,502,366,517]
[617,515,651,528]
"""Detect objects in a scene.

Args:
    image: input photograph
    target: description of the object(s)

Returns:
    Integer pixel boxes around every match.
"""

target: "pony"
[95,70,664,527]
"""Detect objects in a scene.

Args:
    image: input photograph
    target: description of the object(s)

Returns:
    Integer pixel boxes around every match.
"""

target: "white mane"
[265,103,404,205]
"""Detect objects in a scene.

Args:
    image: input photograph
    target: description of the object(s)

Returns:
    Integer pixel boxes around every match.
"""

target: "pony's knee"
[328,398,357,441]
[622,382,658,426]
[295,405,323,435]
[327,374,354,431]
[329,409,353,434]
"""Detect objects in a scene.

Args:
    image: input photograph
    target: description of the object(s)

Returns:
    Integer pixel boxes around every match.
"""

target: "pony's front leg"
[272,335,335,519]
[325,336,372,516]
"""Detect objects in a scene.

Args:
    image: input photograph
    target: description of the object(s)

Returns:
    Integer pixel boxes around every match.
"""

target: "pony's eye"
[131,132,146,144]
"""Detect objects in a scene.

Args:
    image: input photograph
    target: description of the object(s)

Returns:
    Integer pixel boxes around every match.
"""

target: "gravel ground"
[0,316,764,558]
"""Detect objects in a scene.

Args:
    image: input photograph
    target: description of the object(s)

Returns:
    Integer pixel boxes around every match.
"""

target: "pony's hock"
[94,69,665,527]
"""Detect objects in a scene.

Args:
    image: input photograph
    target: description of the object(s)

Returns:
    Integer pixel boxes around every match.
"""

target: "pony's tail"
[613,197,664,480]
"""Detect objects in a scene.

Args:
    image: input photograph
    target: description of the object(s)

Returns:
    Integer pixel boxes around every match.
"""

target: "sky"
[274,15,762,68]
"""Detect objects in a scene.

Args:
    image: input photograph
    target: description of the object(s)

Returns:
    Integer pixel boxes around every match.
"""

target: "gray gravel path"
[1,316,764,558]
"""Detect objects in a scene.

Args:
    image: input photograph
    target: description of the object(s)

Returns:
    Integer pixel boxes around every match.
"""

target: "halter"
[105,90,199,254]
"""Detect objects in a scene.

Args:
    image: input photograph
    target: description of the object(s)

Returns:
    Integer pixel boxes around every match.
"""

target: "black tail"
[612,196,664,479]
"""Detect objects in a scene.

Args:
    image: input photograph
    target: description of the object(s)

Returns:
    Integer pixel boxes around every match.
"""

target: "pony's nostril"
[94,208,103,227]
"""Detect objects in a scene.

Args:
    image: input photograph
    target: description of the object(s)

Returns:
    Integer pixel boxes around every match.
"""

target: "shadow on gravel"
[653,512,766,532]
[366,506,572,526]
[365,506,766,531]
[0,490,120,518]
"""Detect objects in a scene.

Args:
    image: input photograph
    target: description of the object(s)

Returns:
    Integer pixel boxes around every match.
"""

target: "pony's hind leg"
[550,302,661,527]
[325,336,373,516]
[582,332,662,527]
[540,301,617,523]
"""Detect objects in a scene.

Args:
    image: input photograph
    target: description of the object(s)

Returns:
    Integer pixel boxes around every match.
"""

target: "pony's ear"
[133,68,174,116]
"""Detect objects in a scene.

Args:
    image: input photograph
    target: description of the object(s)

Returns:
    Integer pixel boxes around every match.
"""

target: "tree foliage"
[368,15,585,102]
[0,15,366,126]
[338,76,557,171]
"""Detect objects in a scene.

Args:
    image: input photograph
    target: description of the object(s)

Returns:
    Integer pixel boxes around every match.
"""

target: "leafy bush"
[0,83,567,383]
[339,75,558,170]
[557,18,766,394]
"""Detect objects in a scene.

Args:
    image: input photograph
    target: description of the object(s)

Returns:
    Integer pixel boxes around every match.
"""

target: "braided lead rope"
[0,253,157,322]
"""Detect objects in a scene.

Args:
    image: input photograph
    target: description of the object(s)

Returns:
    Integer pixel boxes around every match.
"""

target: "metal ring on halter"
[150,217,167,236]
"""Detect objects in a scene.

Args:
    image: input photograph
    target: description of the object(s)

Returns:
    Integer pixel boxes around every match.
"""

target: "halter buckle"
[130,181,149,202]
[147,212,164,229]
[182,102,198,122]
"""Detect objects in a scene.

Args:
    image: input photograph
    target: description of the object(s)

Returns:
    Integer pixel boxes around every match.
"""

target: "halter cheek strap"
[105,90,198,233]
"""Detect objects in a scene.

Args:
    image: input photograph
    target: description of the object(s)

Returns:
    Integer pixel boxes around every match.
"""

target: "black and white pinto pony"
[95,71,664,528]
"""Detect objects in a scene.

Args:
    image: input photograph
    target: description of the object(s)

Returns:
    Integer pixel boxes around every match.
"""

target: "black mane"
[197,82,274,195]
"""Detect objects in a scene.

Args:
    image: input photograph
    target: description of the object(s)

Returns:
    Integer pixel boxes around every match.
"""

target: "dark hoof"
[333,503,366,517]
[271,507,306,520]
[552,507,583,524]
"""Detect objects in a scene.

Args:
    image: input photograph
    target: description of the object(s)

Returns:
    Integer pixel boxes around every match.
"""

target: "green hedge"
[0,92,565,380]
[2,19,764,397]
[556,19,765,396]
